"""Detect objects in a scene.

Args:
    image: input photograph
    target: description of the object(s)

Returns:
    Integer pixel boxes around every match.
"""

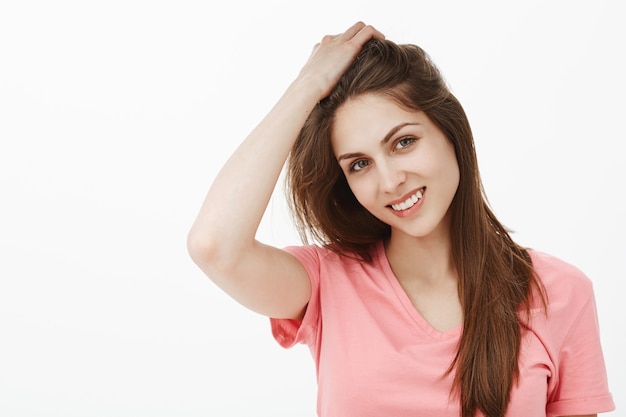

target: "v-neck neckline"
[374,241,462,340]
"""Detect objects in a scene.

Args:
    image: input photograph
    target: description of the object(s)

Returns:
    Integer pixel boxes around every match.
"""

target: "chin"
[389,219,448,241]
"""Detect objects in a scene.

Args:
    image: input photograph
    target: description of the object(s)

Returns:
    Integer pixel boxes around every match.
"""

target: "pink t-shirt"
[271,242,615,417]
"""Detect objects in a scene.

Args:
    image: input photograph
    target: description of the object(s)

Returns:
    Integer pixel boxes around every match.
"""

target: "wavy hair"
[286,39,545,417]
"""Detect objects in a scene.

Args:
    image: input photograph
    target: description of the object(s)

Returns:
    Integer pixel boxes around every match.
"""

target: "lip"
[386,187,426,218]
[387,187,425,206]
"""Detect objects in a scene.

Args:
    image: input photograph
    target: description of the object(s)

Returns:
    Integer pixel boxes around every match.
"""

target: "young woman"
[187,22,614,417]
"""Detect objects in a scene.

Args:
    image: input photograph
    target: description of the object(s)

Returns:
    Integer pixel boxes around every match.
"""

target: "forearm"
[188,78,321,266]
[188,21,384,274]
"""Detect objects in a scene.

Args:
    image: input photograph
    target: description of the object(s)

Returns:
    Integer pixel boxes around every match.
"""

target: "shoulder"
[527,250,598,340]
[528,249,594,303]
[283,244,343,267]
[283,243,386,290]
[284,244,375,270]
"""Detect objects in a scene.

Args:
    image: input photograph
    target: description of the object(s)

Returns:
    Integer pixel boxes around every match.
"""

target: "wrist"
[288,74,328,104]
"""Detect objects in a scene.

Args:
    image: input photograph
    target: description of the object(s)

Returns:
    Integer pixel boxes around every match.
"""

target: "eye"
[349,159,370,172]
[395,136,416,150]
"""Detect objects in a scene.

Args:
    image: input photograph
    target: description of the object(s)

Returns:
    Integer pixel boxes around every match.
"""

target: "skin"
[187,22,384,320]
[187,20,597,417]
[332,94,596,417]
[332,94,462,333]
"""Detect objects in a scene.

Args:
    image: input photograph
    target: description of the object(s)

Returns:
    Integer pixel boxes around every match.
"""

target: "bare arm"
[187,22,384,319]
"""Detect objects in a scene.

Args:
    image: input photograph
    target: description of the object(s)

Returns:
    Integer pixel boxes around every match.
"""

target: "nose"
[377,160,406,193]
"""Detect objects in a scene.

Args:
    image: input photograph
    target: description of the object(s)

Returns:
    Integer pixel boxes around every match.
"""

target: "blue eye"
[350,159,370,172]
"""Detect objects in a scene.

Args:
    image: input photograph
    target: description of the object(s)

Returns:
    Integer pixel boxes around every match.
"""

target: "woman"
[187,22,614,417]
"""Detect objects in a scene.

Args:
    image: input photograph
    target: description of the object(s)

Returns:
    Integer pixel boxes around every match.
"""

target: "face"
[331,93,460,241]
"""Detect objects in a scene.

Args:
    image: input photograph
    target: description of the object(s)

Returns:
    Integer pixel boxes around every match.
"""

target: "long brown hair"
[286,39,545,417]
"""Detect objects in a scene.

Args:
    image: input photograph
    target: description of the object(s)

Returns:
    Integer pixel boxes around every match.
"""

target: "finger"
[339,21,367,40]
[350,23,385,44]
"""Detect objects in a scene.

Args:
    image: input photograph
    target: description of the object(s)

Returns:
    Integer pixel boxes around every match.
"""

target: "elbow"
[186,226,243,276]
[186,227,220,269]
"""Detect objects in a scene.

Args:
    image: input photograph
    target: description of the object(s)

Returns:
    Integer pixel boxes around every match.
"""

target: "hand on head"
[298,22,385,100]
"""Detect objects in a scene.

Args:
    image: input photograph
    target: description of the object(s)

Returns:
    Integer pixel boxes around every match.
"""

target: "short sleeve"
[270,245,322,349]
[546,285,615,416]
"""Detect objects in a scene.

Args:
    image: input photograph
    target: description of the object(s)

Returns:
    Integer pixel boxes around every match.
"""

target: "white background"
[1,0,624,416]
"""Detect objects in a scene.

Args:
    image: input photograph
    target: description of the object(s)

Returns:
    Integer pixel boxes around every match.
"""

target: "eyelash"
[348,136,417,173]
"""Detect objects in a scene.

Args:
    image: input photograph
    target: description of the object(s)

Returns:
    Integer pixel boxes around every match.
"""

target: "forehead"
[331,93,424,151]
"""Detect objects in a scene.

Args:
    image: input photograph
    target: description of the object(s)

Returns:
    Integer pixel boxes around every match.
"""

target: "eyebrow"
[336,122,421,162]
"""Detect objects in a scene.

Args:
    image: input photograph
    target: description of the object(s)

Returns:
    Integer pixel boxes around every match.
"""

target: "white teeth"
[391,189,423,211]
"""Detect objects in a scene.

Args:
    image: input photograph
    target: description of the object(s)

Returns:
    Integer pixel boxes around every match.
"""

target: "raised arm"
[187,22,384,319]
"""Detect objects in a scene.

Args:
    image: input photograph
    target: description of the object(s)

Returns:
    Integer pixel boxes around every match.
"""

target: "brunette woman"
[187,22,614,417]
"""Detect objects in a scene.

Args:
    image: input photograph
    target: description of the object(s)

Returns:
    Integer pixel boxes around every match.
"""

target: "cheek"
[346,178,375,207]
[446,149,461,185]
[430,144,459,185]
[440,155,460,196]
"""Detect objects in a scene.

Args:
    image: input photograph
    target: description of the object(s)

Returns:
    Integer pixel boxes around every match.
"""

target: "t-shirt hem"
[270,317,302,348]
[547,393,615,416]
[269,245,321,349]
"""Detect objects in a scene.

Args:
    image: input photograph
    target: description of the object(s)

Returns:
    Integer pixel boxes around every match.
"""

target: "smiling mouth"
[389,188,425,211]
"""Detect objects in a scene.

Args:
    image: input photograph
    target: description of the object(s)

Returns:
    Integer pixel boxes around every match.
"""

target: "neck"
[385,223,456,287]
